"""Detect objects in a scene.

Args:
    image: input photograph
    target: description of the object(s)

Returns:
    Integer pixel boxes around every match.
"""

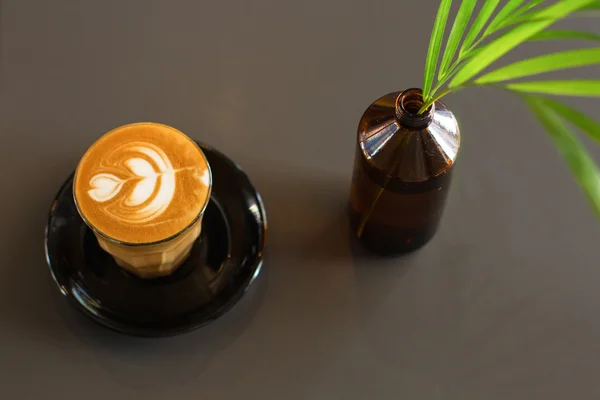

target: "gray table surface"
[2,0,600,399]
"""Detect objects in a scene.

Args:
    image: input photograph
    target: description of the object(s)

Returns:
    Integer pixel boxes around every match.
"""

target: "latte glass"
[72,122,212,279]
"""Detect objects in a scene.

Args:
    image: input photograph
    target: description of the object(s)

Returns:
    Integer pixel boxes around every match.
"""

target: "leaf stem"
[418,87,453,114]
[355,187,384,238]
[355,133,411,238]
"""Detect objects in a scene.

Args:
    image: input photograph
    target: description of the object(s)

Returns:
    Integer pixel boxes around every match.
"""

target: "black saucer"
[44,142,267,337]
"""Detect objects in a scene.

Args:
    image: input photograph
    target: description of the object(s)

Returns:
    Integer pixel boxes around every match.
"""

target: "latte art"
[87,142,179,225]
[74,122,211,244]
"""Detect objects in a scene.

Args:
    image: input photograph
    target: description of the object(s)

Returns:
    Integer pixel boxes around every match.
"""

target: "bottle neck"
[394,88,434,130]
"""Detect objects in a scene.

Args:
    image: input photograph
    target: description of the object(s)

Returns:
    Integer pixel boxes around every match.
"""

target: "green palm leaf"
[423,0,453,101]
[537,97,600,145]
[581,1,600,10]
[439,0,477,79]
[484,0,526,35]
[519,0,547,12]
[525,95,600,218]
[460,45,484,61]
[496,0,547,30]
[506,80,600,96]
[459,0,500,56]
[450,0,595,88]
[506,2,600,25]
[476,48,600,84]
[529,29,600,42]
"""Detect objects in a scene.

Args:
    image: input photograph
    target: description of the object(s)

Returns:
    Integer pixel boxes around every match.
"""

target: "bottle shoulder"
[357,91,461,183]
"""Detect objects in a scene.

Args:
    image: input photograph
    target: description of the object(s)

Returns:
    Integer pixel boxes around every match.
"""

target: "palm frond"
[423,0,453,101]
[416,0,600,220]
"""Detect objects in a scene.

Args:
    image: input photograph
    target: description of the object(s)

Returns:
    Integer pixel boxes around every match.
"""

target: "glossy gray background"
[1,0,600,398]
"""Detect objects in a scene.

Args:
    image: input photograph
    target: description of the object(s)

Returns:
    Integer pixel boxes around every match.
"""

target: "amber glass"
[349,88,461,255]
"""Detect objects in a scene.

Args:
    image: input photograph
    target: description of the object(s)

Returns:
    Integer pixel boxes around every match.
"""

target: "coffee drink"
[73,122,212,278]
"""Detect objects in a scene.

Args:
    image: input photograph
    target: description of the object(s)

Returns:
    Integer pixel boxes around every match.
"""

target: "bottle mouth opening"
[395,88,434,128]
[400,88,432,114]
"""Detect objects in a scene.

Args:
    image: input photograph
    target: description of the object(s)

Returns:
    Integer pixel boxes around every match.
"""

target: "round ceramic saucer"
[44,142,267,337]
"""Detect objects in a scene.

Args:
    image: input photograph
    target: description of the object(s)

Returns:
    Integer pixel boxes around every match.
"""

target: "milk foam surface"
[74,122,211,244]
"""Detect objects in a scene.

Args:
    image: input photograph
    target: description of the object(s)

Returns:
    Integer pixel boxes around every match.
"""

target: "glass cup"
[72,122,212,279]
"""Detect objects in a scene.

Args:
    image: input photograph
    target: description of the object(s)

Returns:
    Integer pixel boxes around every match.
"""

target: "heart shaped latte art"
[88,173,125,202]
[86,142,178,225]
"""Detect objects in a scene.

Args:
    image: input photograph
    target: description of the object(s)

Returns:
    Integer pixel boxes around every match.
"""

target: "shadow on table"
[350,239,416,309]
[51,258,268,392]
[251,166,353,265]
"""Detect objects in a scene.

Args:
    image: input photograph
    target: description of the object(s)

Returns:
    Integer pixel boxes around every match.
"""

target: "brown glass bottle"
[349,88,460,256]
